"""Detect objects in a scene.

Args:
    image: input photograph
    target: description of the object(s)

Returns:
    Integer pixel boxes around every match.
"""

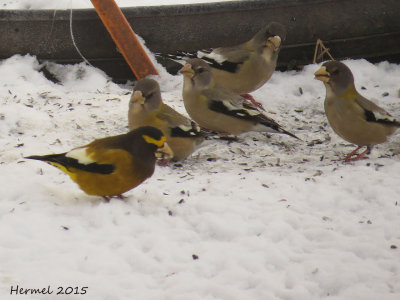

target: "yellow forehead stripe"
[142,135,166,147]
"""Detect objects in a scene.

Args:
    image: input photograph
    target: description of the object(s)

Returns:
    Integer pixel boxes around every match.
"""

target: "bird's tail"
[25,153,78,179]
[258,118,301,140]
[154,51,198,64]
[278,128,301,140]
[25,153,66,164]
[26,153,115,175]
[154,51,200,75]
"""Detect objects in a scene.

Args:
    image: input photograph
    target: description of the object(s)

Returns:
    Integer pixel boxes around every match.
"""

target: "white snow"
[0,2,400,298]
[1,53,399,299]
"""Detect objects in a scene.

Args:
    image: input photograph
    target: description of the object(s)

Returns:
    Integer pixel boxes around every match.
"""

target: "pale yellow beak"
[314,66,330,83]
[155,142,174,164]
[266,36,281,51]
[179,63,195,78]
[131,90,146,105]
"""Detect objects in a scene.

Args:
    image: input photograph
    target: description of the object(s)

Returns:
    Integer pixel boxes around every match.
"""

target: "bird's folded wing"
[197,46,249,73]
[27,151,115,174]
[204,88,264,121]
[159,104,205,138]
[155,50,199,65]
[204,89,298,138]
[355,97,400,126]
[155,44,249,74]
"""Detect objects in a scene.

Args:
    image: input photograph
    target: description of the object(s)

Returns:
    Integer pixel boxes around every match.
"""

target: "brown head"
[130,78,162,114]
[252,22,286,53]
[179,58,213,90]
[314,60,355,95]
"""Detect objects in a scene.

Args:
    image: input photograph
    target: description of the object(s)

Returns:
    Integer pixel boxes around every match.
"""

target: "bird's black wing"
[26,153,115,174]
[207,98,299,139]
[155,48,244,74]
[363,110,400,126]
[170,121,211,138]
[355,97,400,127]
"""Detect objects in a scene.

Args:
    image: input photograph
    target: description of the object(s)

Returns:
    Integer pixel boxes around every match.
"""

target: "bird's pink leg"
[157,158,172,166]
[351,146,372,161]
[102,196,111,202]
[102,194,127,202]
[344,146,371,162]
[241,93,265,111]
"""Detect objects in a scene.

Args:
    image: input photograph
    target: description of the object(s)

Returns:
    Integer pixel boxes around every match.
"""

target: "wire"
[69,0,94,67]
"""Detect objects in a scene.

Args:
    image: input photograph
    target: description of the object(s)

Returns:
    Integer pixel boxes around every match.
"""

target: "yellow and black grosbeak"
[25,126,173,200]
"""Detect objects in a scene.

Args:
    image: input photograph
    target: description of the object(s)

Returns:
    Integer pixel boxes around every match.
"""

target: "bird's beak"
[314,66,330,83]
[155,142,174,165]
[179,63,195,78]
[131,90,146,105]
[266,36,281,51]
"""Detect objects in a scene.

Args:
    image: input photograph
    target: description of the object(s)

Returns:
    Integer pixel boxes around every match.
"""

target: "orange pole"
[90,0,158,79]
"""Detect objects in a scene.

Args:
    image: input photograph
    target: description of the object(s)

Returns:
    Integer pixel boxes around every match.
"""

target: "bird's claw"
[343,146,371,162]
[241,93,266,111]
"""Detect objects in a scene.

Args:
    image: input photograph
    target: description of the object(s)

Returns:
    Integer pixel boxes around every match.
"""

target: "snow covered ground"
[0,1,400,297]
[1,53,400,299]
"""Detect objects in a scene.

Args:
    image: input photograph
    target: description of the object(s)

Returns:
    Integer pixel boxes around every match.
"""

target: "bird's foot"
[157,158,172,166]
[203,129,237,141]
[344,146,371,162]
[241,93,265,111]
[218,134,238,142]
[102,194,127,202]
[214,131,238,141]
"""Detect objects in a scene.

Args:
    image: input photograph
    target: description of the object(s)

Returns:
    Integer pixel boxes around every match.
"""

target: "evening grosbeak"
[25,126,173,200]
[315,60,400,162]
[129,78,206,161]
[180,58,298,139]
[160,22,286,110]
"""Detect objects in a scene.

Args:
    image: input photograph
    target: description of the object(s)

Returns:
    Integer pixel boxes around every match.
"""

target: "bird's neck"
[338,83,358,100]
[325,82,358,100]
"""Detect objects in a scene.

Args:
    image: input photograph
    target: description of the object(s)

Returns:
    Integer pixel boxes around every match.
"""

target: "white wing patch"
[221,100,261,117]
[178,125,194,132]
[373,110,394,122]
[66,147,95,165]
[178,124,201,136]
[245,109,261,116]
[222,100,240,111]
[197,50,226,64]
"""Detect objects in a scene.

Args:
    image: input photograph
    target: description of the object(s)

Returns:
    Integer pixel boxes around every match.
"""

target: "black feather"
[170,122,206,138]
[364,110,377,122]
[208,100,258,121]
[364,110,400,127]
[25,154,115,174]
[155,51,241,73]
[208,100,300,139]
[200,56,241,73]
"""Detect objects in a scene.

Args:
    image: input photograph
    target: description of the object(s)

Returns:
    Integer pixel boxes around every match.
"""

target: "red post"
[90,0,159,79]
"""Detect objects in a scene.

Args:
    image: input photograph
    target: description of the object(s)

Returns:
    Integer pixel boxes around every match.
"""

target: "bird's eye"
[146,92,153,99]
[331,69,339,76]
[197,68,205,74]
